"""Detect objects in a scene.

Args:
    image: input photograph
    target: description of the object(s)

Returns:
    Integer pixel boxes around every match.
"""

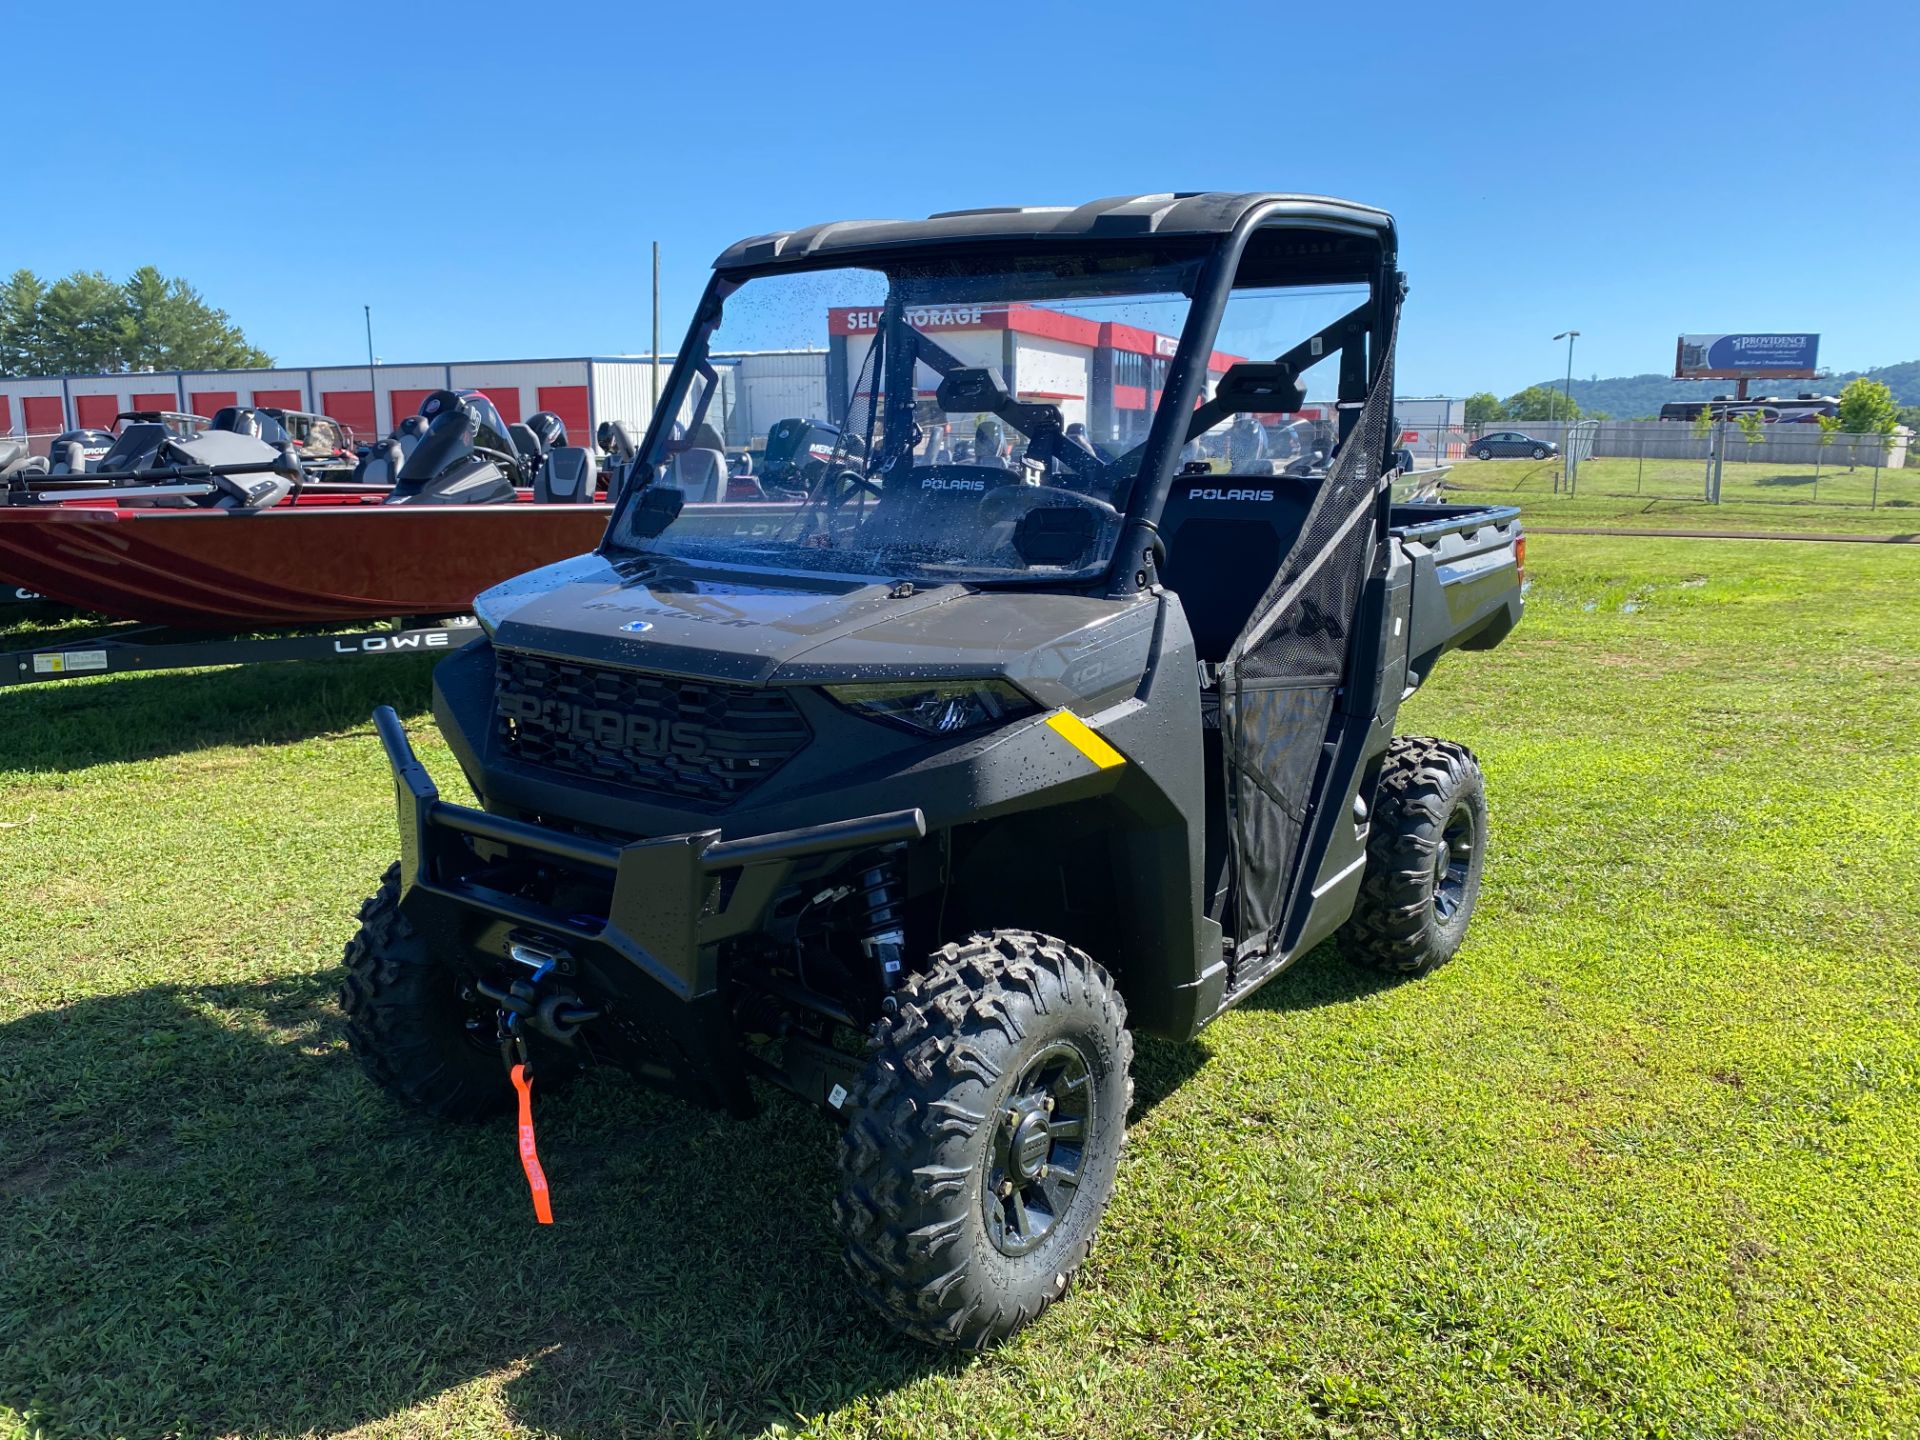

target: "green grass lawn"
[3,535,1918,1438]
[1442,455,1920,538]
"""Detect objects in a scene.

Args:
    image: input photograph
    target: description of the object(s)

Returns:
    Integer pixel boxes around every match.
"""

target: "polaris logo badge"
[497,692,709,760]
[1190,488,1275,502]
[922,477,986,492]
[621,619,654,633]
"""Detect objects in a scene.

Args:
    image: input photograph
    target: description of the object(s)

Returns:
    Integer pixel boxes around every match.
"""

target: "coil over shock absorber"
[854,846,908,990]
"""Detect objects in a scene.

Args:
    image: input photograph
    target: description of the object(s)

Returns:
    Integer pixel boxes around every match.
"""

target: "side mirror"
[631,481,684,538]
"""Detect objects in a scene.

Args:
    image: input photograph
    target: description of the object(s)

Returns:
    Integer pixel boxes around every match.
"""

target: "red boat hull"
[0,500,614,627]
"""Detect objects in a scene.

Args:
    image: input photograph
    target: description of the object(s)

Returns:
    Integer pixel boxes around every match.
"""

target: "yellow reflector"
[1045,709,1126,770]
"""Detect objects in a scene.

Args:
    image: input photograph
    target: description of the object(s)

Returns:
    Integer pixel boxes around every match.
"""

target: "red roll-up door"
[190,389,238,419]
[536,385,589,439]
[321,390,377,441]
[76,394,120,429]
[388,389,434,431]
[131,390,177,413]
[475,386,522,424]
[23,396,65,434]
[252,388,302,410]
[0,396,11,434]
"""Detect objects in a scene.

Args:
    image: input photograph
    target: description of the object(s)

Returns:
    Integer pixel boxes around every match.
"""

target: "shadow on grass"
[0,974,960,1437]
[0,650,441,772]
[1752,472,1818,489]
[1238,939,1412,1015]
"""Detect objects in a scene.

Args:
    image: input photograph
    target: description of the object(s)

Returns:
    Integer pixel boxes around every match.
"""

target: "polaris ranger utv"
[343,192,1524,1348]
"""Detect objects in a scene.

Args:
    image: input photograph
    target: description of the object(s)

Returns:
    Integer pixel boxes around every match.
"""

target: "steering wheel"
[831,467,882,504]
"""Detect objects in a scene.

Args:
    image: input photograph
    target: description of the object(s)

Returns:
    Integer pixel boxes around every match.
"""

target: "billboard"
[1675,333,1820,380]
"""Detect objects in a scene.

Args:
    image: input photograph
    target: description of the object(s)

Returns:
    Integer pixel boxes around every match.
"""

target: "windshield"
[605,252,1209,584]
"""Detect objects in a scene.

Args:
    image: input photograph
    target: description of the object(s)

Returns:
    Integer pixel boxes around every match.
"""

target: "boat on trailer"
[0,498,613,627]
[0,388,609,629]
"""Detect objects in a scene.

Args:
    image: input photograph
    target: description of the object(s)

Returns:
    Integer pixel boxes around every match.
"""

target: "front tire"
[835,931,1133,1349]
[339,863,511,1121]
[1531,446,1547,459]
[1476,447,1493,460]
[1339,738,1488,976]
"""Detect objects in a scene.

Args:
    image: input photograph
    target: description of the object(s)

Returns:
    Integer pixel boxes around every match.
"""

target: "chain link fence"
[1409,419,1916,510]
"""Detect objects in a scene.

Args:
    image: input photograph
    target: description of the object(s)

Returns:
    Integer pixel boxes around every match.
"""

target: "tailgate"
[1390,502,1524,679]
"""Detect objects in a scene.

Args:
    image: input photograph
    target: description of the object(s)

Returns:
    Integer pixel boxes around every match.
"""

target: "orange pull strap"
[509,1063,554,1224]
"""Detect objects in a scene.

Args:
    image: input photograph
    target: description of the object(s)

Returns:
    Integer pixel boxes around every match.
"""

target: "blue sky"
[7,0,1914,397]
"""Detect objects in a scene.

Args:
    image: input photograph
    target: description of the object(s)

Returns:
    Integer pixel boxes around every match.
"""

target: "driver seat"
[1157,473,1315,663]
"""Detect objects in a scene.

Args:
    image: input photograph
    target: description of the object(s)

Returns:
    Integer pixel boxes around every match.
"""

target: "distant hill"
[1520,359,1920,418]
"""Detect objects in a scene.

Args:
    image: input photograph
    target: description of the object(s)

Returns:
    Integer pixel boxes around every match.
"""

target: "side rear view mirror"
[631,482,684,538]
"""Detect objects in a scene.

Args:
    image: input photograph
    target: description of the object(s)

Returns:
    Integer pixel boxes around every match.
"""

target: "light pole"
[365,305,378,433]
[1552,330,1580,424]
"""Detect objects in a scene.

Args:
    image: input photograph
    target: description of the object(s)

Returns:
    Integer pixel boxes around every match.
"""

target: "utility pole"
[651,242,662,423]
[1552,330,1580,424]
[364,305,378,433]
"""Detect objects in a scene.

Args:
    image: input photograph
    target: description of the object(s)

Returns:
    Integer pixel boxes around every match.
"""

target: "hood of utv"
[479,552,1147,691]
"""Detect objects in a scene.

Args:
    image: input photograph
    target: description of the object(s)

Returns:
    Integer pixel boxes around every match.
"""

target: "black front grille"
[493,650,811,808]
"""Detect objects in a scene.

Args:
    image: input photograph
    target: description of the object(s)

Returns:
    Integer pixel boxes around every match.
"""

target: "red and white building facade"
[826,304,1256,447]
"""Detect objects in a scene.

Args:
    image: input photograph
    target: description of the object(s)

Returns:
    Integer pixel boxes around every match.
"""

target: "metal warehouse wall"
[726,354,829,445]
[589,360,661,443]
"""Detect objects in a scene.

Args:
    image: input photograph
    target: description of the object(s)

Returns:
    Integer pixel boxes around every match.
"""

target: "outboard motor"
[382,390,519,506]
[526,411,568,453]
[760,416,854,496]
[48,428,114,474]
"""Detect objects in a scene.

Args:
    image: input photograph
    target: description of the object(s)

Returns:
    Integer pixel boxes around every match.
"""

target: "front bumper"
[372,705,924,1111]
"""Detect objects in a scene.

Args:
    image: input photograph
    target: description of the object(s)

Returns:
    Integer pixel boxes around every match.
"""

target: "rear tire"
[835,930,1132,1349]
[339,863,511,1121]
[1339,737,1488,977]
[1476,447,1492,460]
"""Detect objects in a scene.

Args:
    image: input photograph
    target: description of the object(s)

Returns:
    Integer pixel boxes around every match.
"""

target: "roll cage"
[609,193,1402,599]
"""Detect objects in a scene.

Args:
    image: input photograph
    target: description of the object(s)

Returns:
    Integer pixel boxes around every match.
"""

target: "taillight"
[1515,535,1527,586]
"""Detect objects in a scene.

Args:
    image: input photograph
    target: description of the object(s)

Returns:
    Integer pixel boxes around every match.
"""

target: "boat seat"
[510,422,543,461]
[354,438,405,485]
[535,446,595,503]
[48,440,87,476]
[1157,472,1315,663]
[666,448,727,503]
[96,423,169,475]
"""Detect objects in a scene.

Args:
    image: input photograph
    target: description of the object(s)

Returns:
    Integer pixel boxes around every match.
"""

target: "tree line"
[0,267,271,378]
[1464,377,1903,434]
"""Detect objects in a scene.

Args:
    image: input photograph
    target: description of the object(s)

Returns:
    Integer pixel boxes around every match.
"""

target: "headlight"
[824,680,1035,738]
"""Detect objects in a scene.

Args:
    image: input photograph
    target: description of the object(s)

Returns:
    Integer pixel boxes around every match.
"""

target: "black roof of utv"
[714,191,1396,271]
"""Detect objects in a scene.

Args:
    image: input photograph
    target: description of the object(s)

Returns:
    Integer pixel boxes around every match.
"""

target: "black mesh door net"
[1217,313,1398,960]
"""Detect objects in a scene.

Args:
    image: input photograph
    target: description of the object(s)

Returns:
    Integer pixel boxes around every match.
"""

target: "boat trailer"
[0,615,482,689]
